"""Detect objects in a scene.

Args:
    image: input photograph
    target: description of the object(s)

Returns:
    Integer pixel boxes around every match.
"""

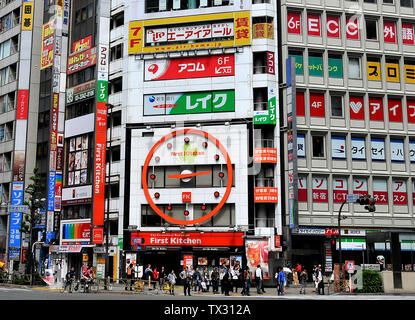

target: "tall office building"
[280,0,415,272]
[121,0,282,281]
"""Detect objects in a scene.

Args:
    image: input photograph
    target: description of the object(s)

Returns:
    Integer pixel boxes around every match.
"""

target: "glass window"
[331,95,343,117]
[348,57,361,78]
[366,18,378,40]
[401,0,414,7]
[312,135,325,158]
[383,0,393,3]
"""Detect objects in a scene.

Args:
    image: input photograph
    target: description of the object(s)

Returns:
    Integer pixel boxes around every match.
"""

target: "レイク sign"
[131,232,244,247]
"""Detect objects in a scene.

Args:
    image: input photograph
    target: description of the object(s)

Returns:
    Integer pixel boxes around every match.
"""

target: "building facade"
[280,0,415,272]
[121,0,282,280]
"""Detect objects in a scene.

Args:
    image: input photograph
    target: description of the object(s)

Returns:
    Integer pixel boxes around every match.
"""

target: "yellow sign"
[253,23,274,40]
[128,11,251,54]
[22,2,34,31]
[367,61,381,81]
[405,64,415,84]
[386,63,400,82]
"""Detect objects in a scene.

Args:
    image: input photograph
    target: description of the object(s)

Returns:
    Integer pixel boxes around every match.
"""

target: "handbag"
[201,281,207,289]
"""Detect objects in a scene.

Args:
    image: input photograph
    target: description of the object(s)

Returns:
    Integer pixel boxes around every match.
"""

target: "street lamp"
[337,199,348,291]
[29,198,46,286]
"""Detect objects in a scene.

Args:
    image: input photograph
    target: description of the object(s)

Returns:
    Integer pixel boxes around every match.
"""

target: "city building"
[279,0,415,273]
[121,0,282,281]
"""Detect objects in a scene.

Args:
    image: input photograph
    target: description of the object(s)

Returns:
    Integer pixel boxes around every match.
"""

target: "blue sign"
[8,247,20,260]
[45,232,55,244]
[48,172,56,211]
[8,182,24,252]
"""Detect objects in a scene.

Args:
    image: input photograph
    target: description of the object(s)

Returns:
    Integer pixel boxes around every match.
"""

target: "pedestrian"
[299,269,308,294]
[144,264,153,289]
[242,266,251,296]
[221,263,230,296]
[202,267,210,292]
[64,266,76,293]
[219,266,225,294]
[211,267,219,294]
[125,263,135,291]
[179,266,193,296]
[159,266,166,290]
[193,267,202,294]
[277,267,286,296]
[153,267,159,289]
[312,266,319,293]
[231,265,240,293]
[168,270,177,295]
[255,265,263,294]
[318,266,325,295]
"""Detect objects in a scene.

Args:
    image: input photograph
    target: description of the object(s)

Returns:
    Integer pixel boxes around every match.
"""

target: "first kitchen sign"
[131,232,244,247]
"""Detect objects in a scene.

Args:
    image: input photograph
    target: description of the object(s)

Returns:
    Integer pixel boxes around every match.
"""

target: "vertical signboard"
[8,182,24,260]
[92,15,110,244]
[286,58,298,229]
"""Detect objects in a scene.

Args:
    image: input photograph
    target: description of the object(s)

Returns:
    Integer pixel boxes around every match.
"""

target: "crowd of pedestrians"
[121,261,328,296]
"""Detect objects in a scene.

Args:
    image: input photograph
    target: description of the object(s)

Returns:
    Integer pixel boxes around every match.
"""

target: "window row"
[298,133,415,163]
[287,10,415,45]
[144,165,235,189]
[347,0,414,8]
[296,91,415,123]
[141,203,235,227]
[145,0,234,13]
[289,50,415,83]
[298,175,415,206]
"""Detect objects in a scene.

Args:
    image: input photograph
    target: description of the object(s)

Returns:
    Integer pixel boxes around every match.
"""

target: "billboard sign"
[128,11,251,54]
[41,21,54,69]
[67,47,97,75]
[144,54,234,81]
[66,80,96,105]
[61,220,91,245]
[144,90,235,116]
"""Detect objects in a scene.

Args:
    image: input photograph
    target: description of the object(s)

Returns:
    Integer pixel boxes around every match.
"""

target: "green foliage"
[355,270,383,293]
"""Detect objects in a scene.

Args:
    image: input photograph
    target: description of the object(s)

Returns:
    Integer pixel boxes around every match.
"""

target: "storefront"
[129,231,245,279]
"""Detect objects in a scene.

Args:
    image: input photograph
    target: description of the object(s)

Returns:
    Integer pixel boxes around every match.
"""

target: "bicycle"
[61,278,75,293]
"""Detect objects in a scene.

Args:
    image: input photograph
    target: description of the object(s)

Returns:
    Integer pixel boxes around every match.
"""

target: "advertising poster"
[184,255,193,269]
[145,54,234,81]
[144,90,234,116]
[230,255,242,269]
[41,21,54,69]
[245,239,269,279]
[67,47,97,75]
[61,221,91,245]
[198,257,208,266]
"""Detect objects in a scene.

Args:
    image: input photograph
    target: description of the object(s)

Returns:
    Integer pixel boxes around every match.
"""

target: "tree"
[19,167,45,284]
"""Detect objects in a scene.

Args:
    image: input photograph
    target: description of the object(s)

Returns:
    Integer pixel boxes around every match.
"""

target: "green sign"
[328,58,343,78]
[144,90,235,116]
[97,80,108,103]
[289,54,303,75]
[253,89,277,125]
[308,56,323,77]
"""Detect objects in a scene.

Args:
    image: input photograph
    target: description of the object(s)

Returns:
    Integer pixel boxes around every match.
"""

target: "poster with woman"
[245,239,270,278]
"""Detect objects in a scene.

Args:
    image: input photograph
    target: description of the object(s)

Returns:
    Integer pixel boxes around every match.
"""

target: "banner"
[312,177,328,203]
[333,177,347,203]
[144,54,234,81]
[72,35,92,54]
[67,47,97,75]
[254,187,278,203]
[22,2,34,31]
[373,179,388,204]
[66,80,96,105]
[128,11,250,54]
[245,239,269,279]
[61,221,91,245]
[144,90,234,115]
[41,21,54,69]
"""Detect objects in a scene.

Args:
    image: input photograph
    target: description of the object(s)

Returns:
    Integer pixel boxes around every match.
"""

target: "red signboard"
[50,93,59,152]
[67,47,97,75]
[17,90,29,120]
[349,96,364,120]
[296,92,305,116]
[312,177,328,203]
[346,17,359,40]
[267,52,275,75]
[297,176,307,202]
[131,232,245,247]
[310,93,325,118]
[333,178,347,203]
[182,192,192,203]
[253,148,277,163]
[307,13,321,36]
[384,21,396,43]
[254,187,278,203]
[402,23,415,45]
[369,97,384,121]
[145,54,234,81]
[326,16,340,38]
[72,35,92,54]
[325,228,339,236]
[393,181,407,205]
[92,227,104,245]
[388,98,403,122]
[287,11,301,34]
[374,191,388,204]
[407,100,415,123]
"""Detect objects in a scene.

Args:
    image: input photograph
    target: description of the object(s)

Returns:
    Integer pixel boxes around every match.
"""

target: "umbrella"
[283,267,292,273]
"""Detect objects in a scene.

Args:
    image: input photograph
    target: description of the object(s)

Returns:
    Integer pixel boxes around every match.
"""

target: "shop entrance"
[141,250,181,277]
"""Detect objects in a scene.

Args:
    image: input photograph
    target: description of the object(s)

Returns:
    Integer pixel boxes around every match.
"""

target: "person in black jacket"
[221,263,230,296]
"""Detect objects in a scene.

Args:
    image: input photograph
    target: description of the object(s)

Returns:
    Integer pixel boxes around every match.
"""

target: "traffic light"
[356,195,376,212]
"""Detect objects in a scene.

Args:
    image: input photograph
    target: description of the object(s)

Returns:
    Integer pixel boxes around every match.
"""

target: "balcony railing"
[255,177,274,187]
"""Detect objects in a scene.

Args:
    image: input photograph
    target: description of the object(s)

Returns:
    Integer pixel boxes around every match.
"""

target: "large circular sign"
[142,128,233,225]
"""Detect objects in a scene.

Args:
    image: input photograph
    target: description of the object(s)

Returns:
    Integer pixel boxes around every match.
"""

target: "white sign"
[390,139,405,162]
[297,134,305,157]
[371,139,385,161]
[346,194,359,203]
[351,138,366,160]
[8,205,29,212]
[331,136,346,159]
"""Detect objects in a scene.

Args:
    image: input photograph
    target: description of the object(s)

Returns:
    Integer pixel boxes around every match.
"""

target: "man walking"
[277,267,286,296]
[255,265,263,294]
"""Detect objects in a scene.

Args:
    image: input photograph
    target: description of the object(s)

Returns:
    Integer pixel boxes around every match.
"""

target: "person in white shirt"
[255,265,263,294]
